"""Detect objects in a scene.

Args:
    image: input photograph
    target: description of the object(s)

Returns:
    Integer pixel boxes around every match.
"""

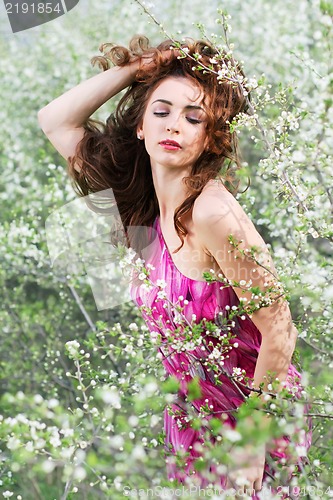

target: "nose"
[166,116,180,134]
[166,124,180,134]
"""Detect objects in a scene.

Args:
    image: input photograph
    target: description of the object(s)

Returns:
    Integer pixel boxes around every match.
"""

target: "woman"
[38,36,311,496]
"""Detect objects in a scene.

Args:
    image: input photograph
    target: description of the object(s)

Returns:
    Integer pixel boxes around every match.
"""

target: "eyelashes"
[153,111,202,124]
[186,117,202,124]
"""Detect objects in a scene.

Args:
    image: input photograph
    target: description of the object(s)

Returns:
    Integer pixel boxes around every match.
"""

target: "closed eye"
[186,117,202,124]
[153,112,169,117]
[153,112,202,124]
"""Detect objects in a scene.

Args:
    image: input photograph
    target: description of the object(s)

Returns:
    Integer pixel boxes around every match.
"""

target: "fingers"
[226,482,255,499]
[226,467,264,497]
[225,444,265,496]
[254,476,263,492]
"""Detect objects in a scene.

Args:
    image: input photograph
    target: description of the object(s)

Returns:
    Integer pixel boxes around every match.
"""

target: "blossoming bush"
[0,0,332,497]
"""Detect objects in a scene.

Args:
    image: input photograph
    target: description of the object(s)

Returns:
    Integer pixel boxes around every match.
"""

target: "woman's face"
[137,76,209,172]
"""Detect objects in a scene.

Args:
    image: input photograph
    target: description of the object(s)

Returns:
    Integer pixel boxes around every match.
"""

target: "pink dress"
[130,215,312,495]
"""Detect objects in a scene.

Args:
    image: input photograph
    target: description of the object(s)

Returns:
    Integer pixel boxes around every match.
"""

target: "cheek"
[143,119,158,136]
[193,129,208,150]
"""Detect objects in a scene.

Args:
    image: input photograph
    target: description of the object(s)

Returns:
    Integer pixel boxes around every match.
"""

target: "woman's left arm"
[249,298,298,393]
[193,183,298,394]
[193,183,299,491]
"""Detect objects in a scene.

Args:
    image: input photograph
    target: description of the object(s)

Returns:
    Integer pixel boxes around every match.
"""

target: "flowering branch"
[120,245,308,412]
[133,0,320,225]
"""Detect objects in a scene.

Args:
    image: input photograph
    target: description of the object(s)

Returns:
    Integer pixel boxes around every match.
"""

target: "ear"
[136,123,144,140]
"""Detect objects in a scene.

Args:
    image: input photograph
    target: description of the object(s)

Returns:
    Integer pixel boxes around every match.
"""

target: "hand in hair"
[95,35,176,76]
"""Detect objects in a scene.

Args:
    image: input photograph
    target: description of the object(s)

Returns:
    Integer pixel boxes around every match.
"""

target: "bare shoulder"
[193,179,265,248]
[193,179,243,226]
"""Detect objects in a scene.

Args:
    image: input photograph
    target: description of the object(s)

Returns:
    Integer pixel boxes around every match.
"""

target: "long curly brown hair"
[68,35,248,253]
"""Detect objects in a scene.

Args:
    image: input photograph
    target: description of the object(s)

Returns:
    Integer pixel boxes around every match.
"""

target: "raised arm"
[37,60,140,168]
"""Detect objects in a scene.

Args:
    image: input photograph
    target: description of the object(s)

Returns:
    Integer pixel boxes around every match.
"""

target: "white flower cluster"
[65,340,81,358]
[232,366,246,381]
[100,386,121,409]
[275,111,300,134]
[119,247,137,269]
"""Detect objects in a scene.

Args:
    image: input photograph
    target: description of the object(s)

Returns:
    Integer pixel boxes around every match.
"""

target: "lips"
[159,139,182,150]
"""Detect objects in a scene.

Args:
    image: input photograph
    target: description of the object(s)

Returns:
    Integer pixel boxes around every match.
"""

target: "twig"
[61,478,73,500]
[133,0,313,219]
[68,284,96,332]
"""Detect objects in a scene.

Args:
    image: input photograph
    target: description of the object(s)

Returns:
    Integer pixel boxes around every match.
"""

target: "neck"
[151,162,190,225]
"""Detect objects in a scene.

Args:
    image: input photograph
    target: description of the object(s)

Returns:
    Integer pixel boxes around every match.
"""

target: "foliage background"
[0,0,332,498]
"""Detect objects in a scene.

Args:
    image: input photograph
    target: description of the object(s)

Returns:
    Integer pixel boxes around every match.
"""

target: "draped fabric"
[130,216,312,496]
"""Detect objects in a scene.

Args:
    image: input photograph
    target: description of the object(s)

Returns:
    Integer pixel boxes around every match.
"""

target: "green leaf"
[161,376,180,394]
[187,377,202,401]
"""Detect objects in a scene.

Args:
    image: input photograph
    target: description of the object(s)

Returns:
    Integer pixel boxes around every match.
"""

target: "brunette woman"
[38,36,311,496]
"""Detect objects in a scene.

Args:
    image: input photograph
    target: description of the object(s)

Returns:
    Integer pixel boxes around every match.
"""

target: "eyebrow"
[151,99,204,111]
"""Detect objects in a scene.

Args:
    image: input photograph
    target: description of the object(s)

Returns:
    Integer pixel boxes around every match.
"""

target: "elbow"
[37,107,46,130]
[37,107,51,134]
